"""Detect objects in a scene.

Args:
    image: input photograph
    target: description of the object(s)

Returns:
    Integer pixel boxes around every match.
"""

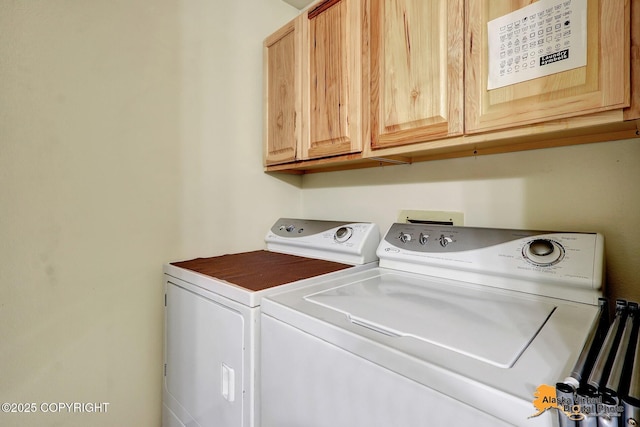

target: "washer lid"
[304,272,557,368]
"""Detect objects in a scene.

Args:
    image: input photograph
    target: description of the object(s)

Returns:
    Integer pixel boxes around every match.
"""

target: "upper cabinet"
[369,0,464,150]
[264,17,301,165]
[465,0,630,133]
[264,0,638,173]
[303,0,367,160]
[264,0,367,166]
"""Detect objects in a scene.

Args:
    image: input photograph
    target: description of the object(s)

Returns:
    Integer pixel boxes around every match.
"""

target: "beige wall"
[2,0,639,426]
[0,1,299,426]
[301,138,640,303]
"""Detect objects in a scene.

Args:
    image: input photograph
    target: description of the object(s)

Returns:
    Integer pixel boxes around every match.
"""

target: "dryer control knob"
[334,226,353,243]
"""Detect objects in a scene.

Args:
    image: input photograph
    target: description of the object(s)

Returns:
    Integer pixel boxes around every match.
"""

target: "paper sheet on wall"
[487,0,587,90]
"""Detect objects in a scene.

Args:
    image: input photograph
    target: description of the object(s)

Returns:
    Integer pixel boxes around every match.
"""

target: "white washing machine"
[260,223,606,427]
[162,218,380,427]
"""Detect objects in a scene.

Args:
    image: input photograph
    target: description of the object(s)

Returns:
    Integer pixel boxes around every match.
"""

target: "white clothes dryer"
[162,218,379,427]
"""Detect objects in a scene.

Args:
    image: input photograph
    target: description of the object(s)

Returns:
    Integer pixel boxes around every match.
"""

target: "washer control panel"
[265,218,380,265]
[378,223,604,292]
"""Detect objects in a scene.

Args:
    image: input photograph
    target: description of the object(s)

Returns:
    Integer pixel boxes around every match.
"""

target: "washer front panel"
[261,267,600,423]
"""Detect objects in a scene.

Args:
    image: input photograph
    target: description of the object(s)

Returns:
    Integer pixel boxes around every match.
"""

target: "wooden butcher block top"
[171,250,352,292]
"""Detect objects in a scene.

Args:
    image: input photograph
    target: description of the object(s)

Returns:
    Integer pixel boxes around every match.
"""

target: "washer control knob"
[285,225,295,232]
[528,239,554,256]
[419,233,429,245]
[439,235,453,247]
[399,232,412,243]
[334,226,353,243]
[523,239,565,266]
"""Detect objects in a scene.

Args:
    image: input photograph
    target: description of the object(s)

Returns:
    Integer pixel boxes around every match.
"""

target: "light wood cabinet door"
[264,18,301,166]
[369,0,464,150]
[465,0,630,134]
[301,0,367,160]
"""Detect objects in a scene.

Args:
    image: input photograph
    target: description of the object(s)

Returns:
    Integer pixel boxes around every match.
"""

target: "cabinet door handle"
[221,363,235,402]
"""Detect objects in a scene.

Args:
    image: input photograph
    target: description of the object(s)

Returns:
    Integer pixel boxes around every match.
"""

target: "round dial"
[523,239,565,266]
[399,232,412,243]
[334,226,353,243]
[438,235,453,247]
[419,233,429,245]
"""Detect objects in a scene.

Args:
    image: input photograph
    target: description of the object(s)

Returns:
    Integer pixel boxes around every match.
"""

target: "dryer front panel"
[165,282,245,426]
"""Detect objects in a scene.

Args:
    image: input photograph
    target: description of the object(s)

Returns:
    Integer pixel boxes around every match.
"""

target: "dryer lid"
[304,272,557,368]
